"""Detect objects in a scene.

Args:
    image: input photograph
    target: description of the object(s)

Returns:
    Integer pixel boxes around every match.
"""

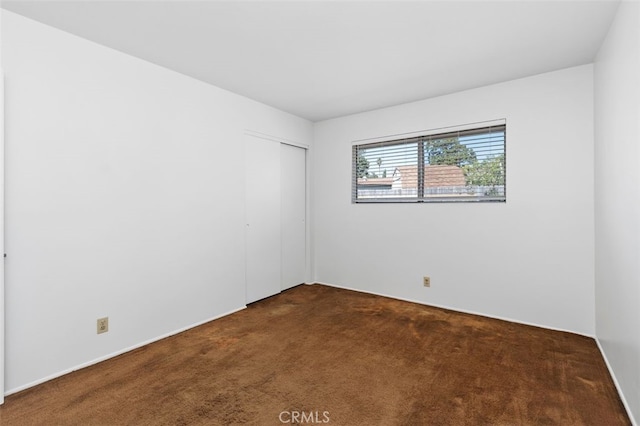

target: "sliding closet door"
[245,136,281,304]
[280,144,306,290]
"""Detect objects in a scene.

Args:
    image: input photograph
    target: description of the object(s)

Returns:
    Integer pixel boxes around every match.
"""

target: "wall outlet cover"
[97,317,109,334]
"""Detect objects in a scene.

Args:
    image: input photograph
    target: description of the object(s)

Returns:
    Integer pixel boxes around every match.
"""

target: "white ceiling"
[2,0,620,122]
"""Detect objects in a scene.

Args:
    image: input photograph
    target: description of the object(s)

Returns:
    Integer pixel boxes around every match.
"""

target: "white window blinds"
[352,124,506,203]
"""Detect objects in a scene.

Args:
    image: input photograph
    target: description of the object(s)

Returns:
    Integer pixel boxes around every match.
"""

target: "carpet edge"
[311,281,595,338]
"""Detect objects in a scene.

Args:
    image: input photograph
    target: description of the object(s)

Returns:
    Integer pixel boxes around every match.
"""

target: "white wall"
[594,2,640,424]
[313,65,595,336]
[1,9,6,405]
[1,10,312,393]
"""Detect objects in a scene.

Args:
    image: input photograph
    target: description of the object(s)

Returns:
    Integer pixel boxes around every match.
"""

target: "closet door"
[245,136,281,304]
[280,144,306,290]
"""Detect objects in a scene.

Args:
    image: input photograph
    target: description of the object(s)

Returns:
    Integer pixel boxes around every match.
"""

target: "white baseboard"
[5,306,246,396]
[595,338,638,426]
[312,281,594,338]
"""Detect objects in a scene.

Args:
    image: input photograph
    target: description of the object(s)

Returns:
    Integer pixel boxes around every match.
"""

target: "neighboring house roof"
[394,165,466,188]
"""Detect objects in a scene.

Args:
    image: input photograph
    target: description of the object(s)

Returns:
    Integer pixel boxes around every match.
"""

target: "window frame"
[351,122,506,204]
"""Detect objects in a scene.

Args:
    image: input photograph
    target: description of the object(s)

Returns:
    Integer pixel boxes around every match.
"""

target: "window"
[352,123,506,203]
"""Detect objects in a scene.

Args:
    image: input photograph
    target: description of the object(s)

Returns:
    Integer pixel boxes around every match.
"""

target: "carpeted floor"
[0,284,630,425]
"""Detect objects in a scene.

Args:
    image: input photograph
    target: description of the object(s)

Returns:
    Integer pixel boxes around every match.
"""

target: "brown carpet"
[0,284,630,425]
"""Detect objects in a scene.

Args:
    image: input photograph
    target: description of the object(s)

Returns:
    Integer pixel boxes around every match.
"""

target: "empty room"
[0,0,638,424]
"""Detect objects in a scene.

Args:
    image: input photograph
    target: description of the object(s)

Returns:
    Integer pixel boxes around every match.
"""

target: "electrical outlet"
[97,317,109,334]
[423,276,431,287]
